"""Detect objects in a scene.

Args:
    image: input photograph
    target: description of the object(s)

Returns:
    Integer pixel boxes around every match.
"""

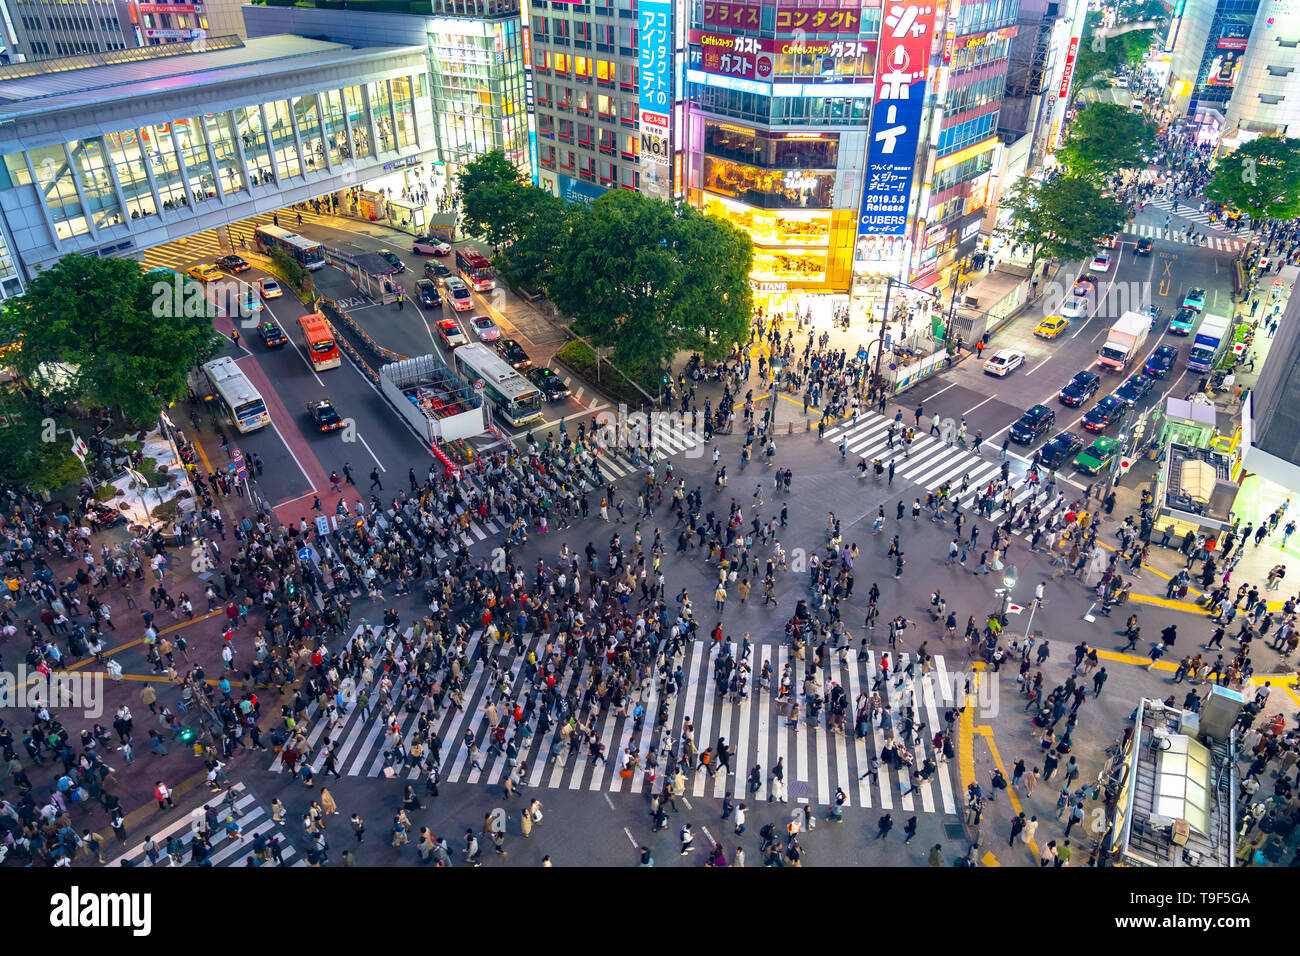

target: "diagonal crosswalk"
[107,783,305,867]
[270,625,968,816]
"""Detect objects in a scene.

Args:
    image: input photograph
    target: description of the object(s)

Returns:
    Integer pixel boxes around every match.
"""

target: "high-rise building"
[997,0,1086,170]
[243,0,531,187]
[7,0,242,61]
[1223,0,1300,138]
[680,0,1021,318]
[521,0,682,202]
[1165,0,1261,136]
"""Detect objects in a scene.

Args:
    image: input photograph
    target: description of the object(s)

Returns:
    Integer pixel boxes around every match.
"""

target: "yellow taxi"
[1033,314,1070,339]
[187,263,220,283]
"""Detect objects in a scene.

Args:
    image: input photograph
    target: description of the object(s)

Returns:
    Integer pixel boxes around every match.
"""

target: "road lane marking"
[1023,357,1052,376]
[961,395,997,416]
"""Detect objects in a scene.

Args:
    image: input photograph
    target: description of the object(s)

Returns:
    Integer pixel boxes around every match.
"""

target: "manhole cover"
[944,823,966,840]
[790,781,809,800]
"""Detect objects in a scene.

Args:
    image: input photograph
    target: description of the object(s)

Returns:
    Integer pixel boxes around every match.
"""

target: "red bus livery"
[299,313,341,370]
[455,247,496,292]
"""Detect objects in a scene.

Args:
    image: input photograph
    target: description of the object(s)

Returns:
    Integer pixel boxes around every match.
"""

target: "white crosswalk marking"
[270,626,961,816]
[107,783,303,867]
[1123,222,1245,250]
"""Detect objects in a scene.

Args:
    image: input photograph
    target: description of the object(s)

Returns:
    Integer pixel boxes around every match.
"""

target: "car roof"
[437,319,458,329]
[1024,404,1051,416]
[1070,370,1097,382]
[473,314,493,323]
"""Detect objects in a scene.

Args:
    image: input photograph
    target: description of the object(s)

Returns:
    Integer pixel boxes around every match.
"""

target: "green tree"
[456,149,528,251]
[1206,137,1300,222]
[4,254,221,425]
[1071,22,1156,92]
[996,175,1128,275]
[1057,103,1159,179]
[496,187,570,293]
[549,190,678,372]
[547,191,753,374]
[0,386,87,491]
[667,205,753,360]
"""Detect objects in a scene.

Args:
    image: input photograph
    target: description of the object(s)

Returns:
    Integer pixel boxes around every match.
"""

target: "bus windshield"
[234,398,268,420]
[312,338,336,355]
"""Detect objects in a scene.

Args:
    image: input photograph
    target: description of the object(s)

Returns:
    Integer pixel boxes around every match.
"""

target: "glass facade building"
[0,35,434,290]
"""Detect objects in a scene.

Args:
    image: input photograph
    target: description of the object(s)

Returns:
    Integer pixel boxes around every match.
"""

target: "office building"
[1223,0,1300,138]
[7,0,243,61]
[1165,0,1261,134]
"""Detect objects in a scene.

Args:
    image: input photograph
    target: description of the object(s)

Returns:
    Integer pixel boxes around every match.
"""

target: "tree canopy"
[455,150,530,252]
[1072,22,1156,91]
[548,191,753,373]
[1206,136,1300,223]
[995,175,1129,275]
[0,386,87,490]
[1057,102,1159,179]
[3,254,221,426]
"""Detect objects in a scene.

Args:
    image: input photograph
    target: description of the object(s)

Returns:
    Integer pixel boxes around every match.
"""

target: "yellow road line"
[974,724,1039,862]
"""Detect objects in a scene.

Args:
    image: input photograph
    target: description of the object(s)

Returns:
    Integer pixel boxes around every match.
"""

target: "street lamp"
[997,564,1018,618]
[768,355,785,416]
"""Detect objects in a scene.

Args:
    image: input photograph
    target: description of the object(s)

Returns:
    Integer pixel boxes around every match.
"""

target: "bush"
[151,499,181,521]
[555,340,656,409]
[94,484,120,501]
[267,247,308,293]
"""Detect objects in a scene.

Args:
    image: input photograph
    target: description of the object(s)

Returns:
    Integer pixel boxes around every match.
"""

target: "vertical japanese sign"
[1057,36,1079,99]
[858,3,936,237]
[640,0,673,180]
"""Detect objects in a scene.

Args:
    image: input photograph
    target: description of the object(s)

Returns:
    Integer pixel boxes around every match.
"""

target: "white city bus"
[201,356,270,433]
[450,342,542,428]
[254,224,325,270]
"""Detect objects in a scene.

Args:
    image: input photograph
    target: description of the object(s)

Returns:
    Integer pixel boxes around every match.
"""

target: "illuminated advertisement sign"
[136,2,202,12]
[702,1,866,33]
[640,0,673,154]
[702,1,761,29]
[1164,0,1185,53]
[522,24,538,185]
[1207,27,1250,86]
[1058,36,1079,99]
[692,30,874,79]
[964,174,988,215]
[775,3,863,35]
[858,2,936,238]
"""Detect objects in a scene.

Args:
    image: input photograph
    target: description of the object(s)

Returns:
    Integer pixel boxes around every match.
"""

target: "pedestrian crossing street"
[140,206,338,272]
[1139,197,1256,237]
[269,624,974,816]
[1123,222,1246,251]
[107,783,305,867]
[582,422,703,486]
[823,411,1082,538]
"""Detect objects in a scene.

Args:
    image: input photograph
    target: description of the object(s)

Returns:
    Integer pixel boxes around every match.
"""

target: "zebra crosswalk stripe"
[273,626,962,815]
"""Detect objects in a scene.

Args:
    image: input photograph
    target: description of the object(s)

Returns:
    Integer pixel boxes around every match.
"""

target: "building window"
[203,113,245,197]
[29,144,89,240]
[104,130,157,219]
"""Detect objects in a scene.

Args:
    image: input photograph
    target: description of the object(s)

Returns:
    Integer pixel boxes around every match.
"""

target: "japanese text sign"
[858,2,936,237]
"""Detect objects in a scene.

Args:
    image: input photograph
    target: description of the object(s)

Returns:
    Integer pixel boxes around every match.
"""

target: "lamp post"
[997,564,1019,618]
[769,355,785,419]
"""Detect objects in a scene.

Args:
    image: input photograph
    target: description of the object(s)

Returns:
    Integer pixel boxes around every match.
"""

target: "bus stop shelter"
[326,248,402,304]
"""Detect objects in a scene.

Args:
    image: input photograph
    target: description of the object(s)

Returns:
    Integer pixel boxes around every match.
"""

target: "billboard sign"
[693,31,874,79]
[857,2,936,237]
[639,0,673,119]
[1058,35,1079,98]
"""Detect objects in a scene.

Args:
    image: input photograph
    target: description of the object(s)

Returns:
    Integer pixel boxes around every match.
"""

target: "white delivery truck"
[1097,311,1150,373]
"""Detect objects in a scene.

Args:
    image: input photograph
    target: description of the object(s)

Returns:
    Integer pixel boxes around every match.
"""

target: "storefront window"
[703,194,830,246]
[174,118,216,203]
[391,78,418,150]
[234,106,274,187]
[71,137,123,230]
[703,122,838,169]
[293,96,325,172]
[203,112,244,197]
[265,99,301,179]
[145,123,188,211]
[702,155,833,209]
[29,144,88,240]
[344,86,374,159]
[752,248,827,282]
[104,130,155,218]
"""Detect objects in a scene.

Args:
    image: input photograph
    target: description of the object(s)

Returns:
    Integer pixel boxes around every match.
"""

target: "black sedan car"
[258,320,288,348]
[307,399,344,432]
[1114,373,1153,406]
[416,278,442,308]
[1037,431,1084,469]
[1009,404,1056,444]
[528,367,571,402]
[1082,395,1126,432]
[1143,344,1178,378]
[496,338,532,370]
[376,249,406,273]
[1059,370,1101,407]
[217,254,250,273]
[1134,237,1154,256]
